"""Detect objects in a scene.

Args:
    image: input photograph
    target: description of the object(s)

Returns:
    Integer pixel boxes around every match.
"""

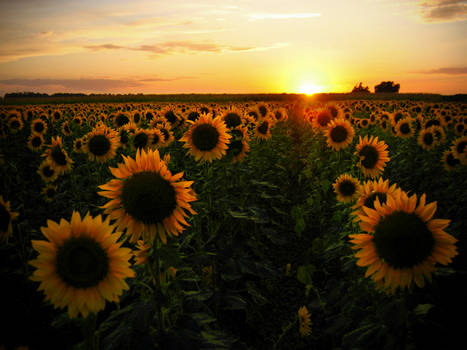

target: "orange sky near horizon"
[0,0,466,96]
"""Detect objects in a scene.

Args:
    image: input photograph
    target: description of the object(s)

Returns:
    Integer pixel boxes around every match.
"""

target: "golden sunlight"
[297,82,323,95]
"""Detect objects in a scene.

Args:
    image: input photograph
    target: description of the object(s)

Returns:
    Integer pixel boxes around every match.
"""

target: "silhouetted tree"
[351,82,371,93]
[375,81,400,93]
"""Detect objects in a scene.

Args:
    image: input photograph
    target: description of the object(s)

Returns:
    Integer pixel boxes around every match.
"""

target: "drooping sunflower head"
[161,106,182,127]
[0,195,19,242]
[149,128,166,149]
[61,121,73,136]
[227,126,250,163]
[325,118,355,151]
[42,136,73,175]
[355,135,390,178]
[98,149,197,243]
[254,118,273,140]
[349,192,458,292]
[298,306,312,337]
[84,125,120,162]
[333,173,361,203]
[180,113,231,162]
[156,123,174,146]
[29,211,135,318]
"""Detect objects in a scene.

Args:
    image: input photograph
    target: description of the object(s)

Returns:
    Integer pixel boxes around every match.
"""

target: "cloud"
[84,44,125,50]
[249,13,321,20]
[416,67,467,74]
[82,41,287,55]
[0,76,195,92]
[418,0,467,22]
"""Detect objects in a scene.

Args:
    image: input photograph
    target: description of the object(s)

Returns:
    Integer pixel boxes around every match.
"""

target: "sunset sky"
[0,0,466,95]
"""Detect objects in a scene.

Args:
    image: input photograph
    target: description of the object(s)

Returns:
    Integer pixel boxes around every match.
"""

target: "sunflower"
[157,123,175,146]
[98,149,197,243]
[8,115,24,133]
[227,126,250,163]
[84,125,120,162]
[37,160,59,183]
[254,118,273,140]
[349,192,458,292]
[29,211,134,318]
[298,306,312,337]
[430,125,446,146]
[132,111,142,125]
[160,106,182,127]
[73,137,85,153]
[417,128,436,151]
[51,110,62,123]
[355,135,390,178]
[454,122,465,136]
[450,136,467,165]
[0,195,19,242]
[31,118,48,134]
[114,112,131,129]
[353,177,401,219]
[71,115,83,126]
[325,118,355,150]
[333,173,361,203]
[134,240,150,265]
[441,149,461,171]
[27,133,45,152]
[221,108,243,129]
[273,108,288,122]
[42,136,73,175]
[180,114,231,162]
[149,128,165,149]
[132,128,152,151]
[395,117,414,139]
[42,184,57,202]
[312,109,334,130]
[186,110,200,122]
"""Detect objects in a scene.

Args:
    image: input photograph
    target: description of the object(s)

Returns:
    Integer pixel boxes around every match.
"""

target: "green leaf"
[414,304,434,316]
[297,264,315,285]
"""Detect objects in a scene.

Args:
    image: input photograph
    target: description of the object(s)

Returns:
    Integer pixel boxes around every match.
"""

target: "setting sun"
[298,82,323,95]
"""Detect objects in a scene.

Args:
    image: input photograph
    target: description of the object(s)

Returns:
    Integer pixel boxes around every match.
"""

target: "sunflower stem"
[82,312,99,350]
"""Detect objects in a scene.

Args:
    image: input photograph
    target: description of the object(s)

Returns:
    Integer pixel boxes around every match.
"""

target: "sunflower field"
[0,99,466,350]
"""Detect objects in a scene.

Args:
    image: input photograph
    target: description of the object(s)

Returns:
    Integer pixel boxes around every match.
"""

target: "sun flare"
[298,82,323,95]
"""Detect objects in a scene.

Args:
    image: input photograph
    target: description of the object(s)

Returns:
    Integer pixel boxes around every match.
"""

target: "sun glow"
[297,82,323,95]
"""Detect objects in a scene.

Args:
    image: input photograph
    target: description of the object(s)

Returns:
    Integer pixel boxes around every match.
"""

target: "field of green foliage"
[0,99,466,350]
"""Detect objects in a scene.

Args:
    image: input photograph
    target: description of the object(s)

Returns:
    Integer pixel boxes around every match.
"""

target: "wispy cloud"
[0,76,195,92]
[249,13,321,20]
[415,66,467,74]
[418,0,467,22]
[82,41,287,55]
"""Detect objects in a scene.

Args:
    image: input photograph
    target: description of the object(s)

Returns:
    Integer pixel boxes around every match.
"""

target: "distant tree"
[374,81,400,93]
[351,82,371,93]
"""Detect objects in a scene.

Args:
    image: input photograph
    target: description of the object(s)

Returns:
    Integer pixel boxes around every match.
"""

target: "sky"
[0,0,466,95]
